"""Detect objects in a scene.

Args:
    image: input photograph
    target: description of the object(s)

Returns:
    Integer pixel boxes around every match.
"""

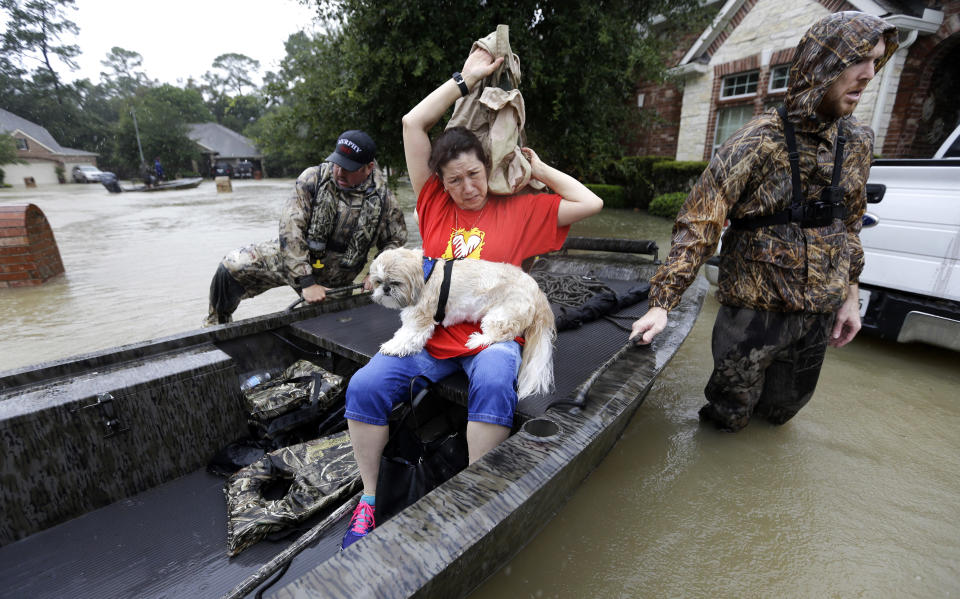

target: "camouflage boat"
[0,237,706,599]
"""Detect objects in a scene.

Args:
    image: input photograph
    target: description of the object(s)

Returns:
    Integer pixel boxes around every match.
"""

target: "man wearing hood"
[204,130,407,326]
[630,12,898,431]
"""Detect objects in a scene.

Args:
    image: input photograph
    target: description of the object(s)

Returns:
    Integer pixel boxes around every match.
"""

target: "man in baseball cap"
[204,129,407,326]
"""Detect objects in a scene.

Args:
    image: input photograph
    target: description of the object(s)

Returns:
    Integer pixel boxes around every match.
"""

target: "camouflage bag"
[224,430,360,556]
[241,359,344,421]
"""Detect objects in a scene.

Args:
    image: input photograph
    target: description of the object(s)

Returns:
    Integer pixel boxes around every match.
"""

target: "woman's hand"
[520,147,546,180]
[462,49,504,88]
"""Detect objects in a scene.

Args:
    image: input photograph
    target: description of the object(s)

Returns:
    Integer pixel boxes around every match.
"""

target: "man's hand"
[630,307,669,346]
[830,284,862,348]
[361,274,373,292]
[302,284,328,303]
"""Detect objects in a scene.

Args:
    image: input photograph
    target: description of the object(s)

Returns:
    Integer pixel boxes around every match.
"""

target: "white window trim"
[720,70,759,100]
[768,65,789,93]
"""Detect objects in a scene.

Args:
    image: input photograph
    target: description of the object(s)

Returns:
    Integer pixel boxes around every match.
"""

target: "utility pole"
[131,108,146,166]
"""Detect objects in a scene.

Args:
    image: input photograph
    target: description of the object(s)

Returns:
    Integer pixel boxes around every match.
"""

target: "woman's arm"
[402,50,504,198]
[522,147,603,227]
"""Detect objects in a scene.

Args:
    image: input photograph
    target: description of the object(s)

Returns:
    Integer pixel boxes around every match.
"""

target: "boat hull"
[0,247,707,598]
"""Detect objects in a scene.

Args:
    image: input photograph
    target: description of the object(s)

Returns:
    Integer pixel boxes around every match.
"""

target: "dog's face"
[368,248,424,310]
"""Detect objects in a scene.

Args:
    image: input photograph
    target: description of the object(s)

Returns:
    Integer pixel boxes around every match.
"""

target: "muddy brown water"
[2,180,958,597]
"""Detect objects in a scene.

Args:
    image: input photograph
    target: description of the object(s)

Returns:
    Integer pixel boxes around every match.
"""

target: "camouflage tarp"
[241,359,344,421]
[224,430,359,556]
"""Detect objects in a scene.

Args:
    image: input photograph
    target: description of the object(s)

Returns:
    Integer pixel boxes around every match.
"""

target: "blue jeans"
[344,341,522,427]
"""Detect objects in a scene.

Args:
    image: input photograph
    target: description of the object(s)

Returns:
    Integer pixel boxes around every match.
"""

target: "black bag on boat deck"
[375,381,467,523]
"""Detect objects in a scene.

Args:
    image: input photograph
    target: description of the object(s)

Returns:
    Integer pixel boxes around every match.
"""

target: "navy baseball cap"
[326,130,376,171]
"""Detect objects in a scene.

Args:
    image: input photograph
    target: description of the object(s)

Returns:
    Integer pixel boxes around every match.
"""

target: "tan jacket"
[447,25,543,195]
[650,12,898,313]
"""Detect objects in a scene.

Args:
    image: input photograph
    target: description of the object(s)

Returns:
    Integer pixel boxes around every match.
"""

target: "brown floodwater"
[2,180,958,597]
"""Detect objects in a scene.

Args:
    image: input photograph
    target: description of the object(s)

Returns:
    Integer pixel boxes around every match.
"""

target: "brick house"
[634,0,959,161]
[0,107,99,186]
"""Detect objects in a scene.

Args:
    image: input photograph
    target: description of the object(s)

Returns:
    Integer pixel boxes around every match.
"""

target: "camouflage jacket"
[649,12,897,314]
[279,162,407,288]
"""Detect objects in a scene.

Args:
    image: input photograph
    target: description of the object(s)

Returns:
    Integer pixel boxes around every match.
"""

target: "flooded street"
[2,181,958,597]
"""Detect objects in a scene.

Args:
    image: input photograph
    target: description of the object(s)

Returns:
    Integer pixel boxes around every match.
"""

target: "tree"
[248,30,353,177]
[0,0,80,104]
[210,53,261,96]
[310,0,702,178]
[0,132,25,185]
[109,85,213,178]
[99,46,153,97]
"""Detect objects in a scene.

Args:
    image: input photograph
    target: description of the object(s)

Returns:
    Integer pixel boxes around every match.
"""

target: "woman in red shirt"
[342,48,603,549]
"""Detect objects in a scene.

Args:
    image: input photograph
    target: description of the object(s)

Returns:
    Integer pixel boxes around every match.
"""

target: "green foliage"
[0,133,22,166]
[602,155,672,208]
[309,0,700,175]
[651,160,707,196]
[649,191,688,219]
[584,183,626,209]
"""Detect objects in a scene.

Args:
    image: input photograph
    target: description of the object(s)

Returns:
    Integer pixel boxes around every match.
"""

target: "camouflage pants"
[701,305,834,432]
[205,240,291,326]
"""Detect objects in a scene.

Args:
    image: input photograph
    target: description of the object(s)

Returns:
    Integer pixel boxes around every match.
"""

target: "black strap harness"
[730,106,847,230]
[423,257,457,324]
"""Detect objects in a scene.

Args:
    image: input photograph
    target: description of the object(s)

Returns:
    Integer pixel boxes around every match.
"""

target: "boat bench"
[289,281,649,423]
[0,344,247,545]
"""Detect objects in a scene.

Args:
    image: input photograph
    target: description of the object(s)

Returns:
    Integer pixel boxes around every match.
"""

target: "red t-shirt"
[416,174,569,359]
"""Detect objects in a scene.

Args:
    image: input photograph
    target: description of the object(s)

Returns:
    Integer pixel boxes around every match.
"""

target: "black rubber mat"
[0,469,349,598]
[291,278,649,419]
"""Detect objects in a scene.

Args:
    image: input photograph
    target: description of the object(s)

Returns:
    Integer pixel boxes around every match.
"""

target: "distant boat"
[100,173,203,193]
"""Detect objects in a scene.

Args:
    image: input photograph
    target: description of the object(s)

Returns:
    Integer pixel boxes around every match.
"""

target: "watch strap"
[451,72,468,97]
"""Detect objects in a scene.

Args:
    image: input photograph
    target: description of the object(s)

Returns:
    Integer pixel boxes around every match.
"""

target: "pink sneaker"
[341,500,375,549]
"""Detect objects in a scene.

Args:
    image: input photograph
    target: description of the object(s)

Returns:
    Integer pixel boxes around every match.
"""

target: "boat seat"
[289,276,650,422]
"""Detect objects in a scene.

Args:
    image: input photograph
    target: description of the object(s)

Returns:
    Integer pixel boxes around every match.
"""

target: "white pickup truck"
[703,124,960,351]
[858,125,960,351]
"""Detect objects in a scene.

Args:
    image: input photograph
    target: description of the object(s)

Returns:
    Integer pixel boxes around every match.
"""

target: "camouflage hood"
[785,11,898,126]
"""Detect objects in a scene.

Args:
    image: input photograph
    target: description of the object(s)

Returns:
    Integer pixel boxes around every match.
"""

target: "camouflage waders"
[701,305,834,432]
[205,239,363,326]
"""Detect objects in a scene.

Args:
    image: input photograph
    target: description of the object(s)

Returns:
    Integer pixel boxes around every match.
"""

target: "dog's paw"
[465,332,494,350]
[380,335,424,356]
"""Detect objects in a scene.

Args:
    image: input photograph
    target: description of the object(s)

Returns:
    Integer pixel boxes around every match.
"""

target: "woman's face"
[440,152,488,211]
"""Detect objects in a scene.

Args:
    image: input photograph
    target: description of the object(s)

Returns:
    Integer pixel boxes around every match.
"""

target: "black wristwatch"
[451,72,468,97]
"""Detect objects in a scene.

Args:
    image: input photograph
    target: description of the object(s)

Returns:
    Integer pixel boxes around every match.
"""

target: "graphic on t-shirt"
[443,227,485,260]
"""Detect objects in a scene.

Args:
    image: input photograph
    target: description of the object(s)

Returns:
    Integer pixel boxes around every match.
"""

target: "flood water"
[2,181,958,597]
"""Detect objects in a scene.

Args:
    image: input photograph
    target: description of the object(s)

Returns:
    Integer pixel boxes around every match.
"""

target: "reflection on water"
[3,181,958,597]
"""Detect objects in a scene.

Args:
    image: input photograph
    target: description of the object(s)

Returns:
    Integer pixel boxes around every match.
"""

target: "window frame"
[768,65,790,94]
[720,70,760,100]
[15,137,29,151]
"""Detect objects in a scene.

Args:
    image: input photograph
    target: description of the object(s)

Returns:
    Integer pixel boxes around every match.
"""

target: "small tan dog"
[368,247,555,398]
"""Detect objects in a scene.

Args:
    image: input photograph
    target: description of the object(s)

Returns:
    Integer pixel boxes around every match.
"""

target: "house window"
[768,65,789,93]
[16,137,28,150]
[713,104,755,155]
[721,71,759,99]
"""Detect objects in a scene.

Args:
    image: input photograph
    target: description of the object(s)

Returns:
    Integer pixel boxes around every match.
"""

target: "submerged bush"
[649,191,688,218]
[584,183,626,209]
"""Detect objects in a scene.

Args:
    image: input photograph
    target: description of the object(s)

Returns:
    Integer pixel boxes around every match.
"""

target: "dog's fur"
[368,247,555,398]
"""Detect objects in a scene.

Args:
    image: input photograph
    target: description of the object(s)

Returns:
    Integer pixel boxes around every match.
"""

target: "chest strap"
[433,259,456,324]
[730,106,846,230]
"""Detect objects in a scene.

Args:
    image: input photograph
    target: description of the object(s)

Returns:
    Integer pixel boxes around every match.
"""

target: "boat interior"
[0,243,657,598]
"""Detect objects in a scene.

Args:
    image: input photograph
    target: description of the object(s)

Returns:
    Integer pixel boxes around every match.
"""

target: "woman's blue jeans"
[344,341,522,428]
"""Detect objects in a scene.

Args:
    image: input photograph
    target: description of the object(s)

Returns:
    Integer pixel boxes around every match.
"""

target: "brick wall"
[882,1,960,158]
[0,205,65,287]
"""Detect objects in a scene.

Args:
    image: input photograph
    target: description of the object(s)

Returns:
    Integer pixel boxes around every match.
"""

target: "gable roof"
[675,0,945,70]
[0,107,97,157]
[187,123,261,159]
